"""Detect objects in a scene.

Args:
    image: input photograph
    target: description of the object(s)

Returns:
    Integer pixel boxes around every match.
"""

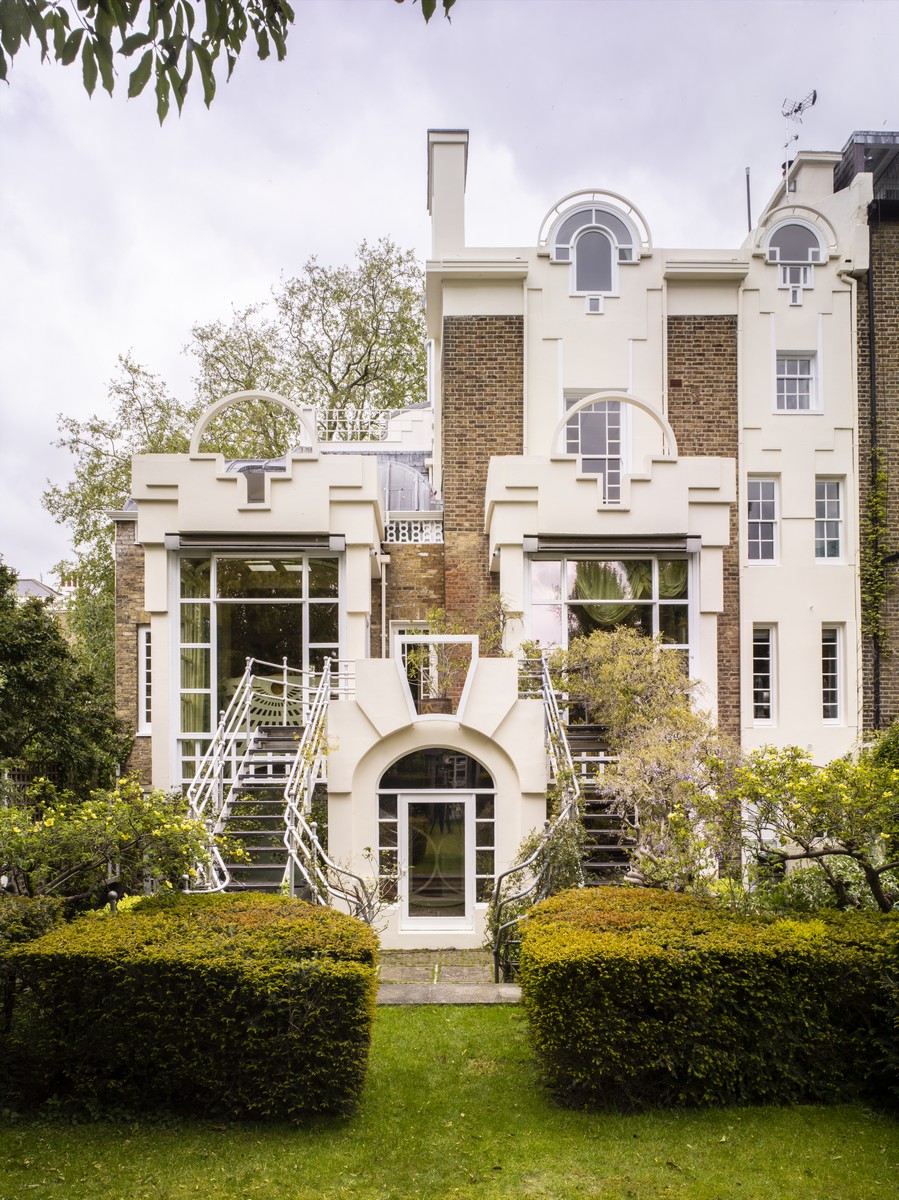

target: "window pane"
[180,692,211,733]
[309,602,339,644]
[531,604,563,645]
[180,603,210,644]
[769,223,820,263]
[476,796,495,820]
[181,558,211,598]
[309,558,339,597]
[575,230,613,292]
[659,605,689,645]
[570,560,652,601]
[531,560,563,601]
[216,602,305,710]
[216,558,305,599]
[569,603,652,639]
[180,648,210,689]
[476,823,494,848]
[658,560,689,599]
[379,795,397,819]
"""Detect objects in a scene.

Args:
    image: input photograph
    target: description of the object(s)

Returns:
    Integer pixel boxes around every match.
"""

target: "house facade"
[113,129,899,947]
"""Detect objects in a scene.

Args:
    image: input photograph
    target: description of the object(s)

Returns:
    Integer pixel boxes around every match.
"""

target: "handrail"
[492,653,584,981]
[185,657,317,893]
[282,661,379,920]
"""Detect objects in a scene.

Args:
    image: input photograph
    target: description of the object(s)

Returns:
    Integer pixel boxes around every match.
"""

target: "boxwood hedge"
[519,886,897,1111]
[4,891,378,1120]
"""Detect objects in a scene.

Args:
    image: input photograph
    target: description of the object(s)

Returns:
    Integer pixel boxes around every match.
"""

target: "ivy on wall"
[860,453,890,651]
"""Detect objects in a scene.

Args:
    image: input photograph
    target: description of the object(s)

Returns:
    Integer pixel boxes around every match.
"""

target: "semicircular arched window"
[766,221,825,306]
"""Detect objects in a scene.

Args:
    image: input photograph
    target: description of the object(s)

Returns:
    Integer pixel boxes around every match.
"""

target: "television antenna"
[782,89,817,174]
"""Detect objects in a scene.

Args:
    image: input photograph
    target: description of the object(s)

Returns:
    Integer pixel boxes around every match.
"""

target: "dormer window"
[766,221,825,305]
[551,204,639,313]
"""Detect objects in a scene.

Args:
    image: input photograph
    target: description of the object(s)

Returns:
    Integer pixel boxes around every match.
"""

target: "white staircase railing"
[491,653,584,980]
[282,660,379,920]
[185,657,319,893]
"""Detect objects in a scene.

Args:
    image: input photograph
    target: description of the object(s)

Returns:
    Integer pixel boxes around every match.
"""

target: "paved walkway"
[377,949,520,1005]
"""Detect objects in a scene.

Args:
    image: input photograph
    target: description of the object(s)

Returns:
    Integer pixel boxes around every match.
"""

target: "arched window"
[550,204,638,312]
[766,222,823,264]
[574,230,613,293]
[765,221,825,305]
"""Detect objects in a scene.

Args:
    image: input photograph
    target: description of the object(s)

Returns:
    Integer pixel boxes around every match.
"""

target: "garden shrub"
[1,893,65,1039]
[5,891,378,1120]
[519,886,897,1111]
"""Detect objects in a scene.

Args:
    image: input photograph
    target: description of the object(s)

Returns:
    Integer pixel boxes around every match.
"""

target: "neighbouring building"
[112,129,899,948]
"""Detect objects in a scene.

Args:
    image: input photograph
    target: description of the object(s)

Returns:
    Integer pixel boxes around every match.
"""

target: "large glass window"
[177,554,340,782]
[529,556,690,652]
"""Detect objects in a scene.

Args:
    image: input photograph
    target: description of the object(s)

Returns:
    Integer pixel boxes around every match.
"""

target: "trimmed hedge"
[4,891,378,1120]
[519,887,898,1111]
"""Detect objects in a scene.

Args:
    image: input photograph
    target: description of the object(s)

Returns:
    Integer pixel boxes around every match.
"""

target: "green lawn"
[1,1006,896,1200]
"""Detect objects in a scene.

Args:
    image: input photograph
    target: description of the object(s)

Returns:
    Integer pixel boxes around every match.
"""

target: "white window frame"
[821,626,841,723]
[752,625,776,725]
[747,478,778,563]
[775,354,818,412]
[564,393,624,503]
[527,553,695,673]
[137,624,152,735]
[173,552,344,787]
[815,479,842,561]
[766,220,824,306]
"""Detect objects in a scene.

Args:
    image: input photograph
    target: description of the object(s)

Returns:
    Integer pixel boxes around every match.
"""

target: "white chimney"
[427,129,468,258]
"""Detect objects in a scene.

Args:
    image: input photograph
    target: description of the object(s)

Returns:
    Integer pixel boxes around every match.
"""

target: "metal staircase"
[492,654,630,980]
[186,656,375,915]
[564,724,632,881]
[222,725,303,890]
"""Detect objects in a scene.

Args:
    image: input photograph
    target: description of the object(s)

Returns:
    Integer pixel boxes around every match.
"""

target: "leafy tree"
[729,744,899,913]
[0,775,212,901]
[0,0,456,122]
[0,559,129,790]
[43,238,425,696]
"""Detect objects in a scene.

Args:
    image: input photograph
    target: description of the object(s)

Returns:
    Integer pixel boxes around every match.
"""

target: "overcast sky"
[1,0,897,582]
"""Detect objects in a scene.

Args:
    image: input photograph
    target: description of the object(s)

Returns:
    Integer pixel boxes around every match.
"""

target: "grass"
[1,1006,896,1200]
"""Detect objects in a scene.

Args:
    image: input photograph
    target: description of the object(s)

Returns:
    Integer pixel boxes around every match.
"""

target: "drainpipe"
[380,554,390,659]
[867,203,881,729]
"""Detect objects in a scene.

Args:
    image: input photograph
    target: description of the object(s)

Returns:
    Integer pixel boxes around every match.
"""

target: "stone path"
[377,949,520,1005]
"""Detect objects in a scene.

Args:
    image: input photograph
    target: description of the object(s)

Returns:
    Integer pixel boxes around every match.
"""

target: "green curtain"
[573,561,643,625]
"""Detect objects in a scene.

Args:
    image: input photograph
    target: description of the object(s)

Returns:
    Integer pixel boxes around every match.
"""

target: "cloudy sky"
[1,0,897,582]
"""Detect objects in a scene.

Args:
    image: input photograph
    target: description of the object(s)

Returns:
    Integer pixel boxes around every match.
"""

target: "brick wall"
[666,314,741,741]
[371,543,446,655]
[858,216,899,732]
[441,316,524,627]
[114,520,152,784]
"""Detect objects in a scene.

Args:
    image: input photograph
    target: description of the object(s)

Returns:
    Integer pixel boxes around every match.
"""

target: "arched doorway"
[377,749,495,931]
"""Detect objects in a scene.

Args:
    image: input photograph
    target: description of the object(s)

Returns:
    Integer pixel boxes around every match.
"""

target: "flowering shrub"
[0,776,214,902]
[731,745,899,913]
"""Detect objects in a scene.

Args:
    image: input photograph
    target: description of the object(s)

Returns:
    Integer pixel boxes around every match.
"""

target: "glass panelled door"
[400,795,473,929]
